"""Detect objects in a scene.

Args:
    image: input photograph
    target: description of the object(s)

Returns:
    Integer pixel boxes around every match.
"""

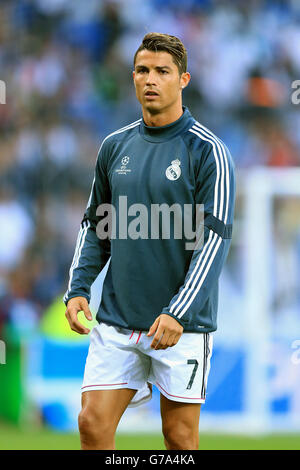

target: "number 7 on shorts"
[186,359,199,390]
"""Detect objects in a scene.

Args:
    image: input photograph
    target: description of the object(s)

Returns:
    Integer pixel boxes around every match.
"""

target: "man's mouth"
[145,90,159,97]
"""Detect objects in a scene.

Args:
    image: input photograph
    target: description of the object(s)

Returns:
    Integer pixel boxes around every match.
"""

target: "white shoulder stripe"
[97,119,141,160]
[191,123,228,223]
[189,128,220,220]
[193,122,230,224]
[102,119,142,145]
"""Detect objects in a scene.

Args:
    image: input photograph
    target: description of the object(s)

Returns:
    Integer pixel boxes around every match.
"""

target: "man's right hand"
[65,296,93,335]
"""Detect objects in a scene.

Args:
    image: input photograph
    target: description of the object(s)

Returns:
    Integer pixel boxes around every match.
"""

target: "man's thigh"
[160,393,201,449]
[81,388,137,430]
[160,393,201,427]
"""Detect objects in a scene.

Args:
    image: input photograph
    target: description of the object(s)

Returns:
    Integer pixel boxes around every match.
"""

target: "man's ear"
[180,72,191,90]
[132,70,137,87]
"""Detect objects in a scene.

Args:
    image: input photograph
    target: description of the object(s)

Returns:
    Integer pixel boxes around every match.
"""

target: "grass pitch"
[0,422,299,450]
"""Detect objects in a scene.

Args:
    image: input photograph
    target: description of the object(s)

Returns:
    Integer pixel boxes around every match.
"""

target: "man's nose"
[146,70,157,85]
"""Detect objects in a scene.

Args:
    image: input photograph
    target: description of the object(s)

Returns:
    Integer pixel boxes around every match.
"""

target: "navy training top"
[64,107,235,333]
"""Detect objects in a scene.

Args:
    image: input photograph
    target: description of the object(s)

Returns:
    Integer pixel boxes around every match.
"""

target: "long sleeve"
[63,141,111,305]
[161,135,235,329]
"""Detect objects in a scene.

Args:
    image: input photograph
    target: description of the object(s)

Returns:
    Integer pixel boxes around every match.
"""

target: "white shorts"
[81,322,213,407]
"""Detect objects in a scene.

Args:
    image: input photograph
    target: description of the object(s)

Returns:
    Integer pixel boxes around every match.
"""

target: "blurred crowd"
[0,0,300,336]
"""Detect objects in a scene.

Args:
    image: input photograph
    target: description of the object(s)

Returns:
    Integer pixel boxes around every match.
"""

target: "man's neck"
[142,104,183,127]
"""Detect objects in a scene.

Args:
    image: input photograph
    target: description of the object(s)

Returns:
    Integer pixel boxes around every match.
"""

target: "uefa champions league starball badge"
[166,159,181,181]
[121,156,130,170]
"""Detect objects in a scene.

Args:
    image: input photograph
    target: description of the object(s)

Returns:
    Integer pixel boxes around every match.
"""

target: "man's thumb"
[81,302,92,321]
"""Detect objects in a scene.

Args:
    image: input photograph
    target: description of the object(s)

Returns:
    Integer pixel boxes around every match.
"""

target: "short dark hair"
[133,32,187,75]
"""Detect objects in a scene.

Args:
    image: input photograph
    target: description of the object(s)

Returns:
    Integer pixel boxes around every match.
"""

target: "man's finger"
[154,333,169,350]
[73,321,90,334]
[151,327,165,349]
[156,331,165,348]
[165,333,177,348]
[147,317,160,337]
[66,307,90,334]
[155,331,176,350]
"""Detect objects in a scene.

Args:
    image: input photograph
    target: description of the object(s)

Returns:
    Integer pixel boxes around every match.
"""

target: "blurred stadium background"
[0,0,300,450]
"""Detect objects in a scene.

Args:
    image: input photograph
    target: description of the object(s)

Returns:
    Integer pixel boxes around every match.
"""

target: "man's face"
[133,49,189,115]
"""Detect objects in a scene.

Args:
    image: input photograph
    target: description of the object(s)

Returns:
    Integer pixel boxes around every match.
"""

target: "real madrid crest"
[166,159,181,181]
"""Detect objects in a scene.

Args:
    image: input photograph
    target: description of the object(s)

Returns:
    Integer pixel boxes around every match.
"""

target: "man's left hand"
[147,314,183,350]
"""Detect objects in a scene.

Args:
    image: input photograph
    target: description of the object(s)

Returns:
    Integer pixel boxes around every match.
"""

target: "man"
[64,32,235,450]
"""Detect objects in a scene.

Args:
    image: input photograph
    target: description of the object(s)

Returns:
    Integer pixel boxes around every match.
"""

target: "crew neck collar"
[139,106,194,143]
